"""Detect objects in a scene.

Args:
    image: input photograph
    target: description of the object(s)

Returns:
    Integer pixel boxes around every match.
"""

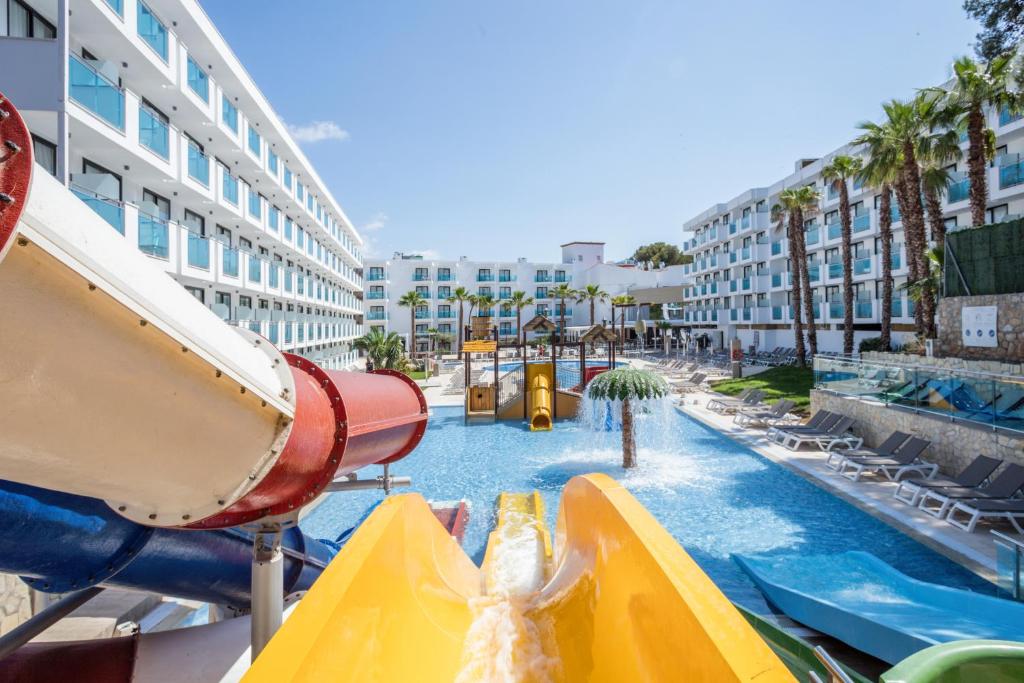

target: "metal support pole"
[579,341,586,392]
[251,530,284,662]
[0,586,103,661]
[550,335,557,420]
[323,473,412,493]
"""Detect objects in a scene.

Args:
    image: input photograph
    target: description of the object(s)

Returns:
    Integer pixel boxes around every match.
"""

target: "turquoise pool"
[302,405,994,612]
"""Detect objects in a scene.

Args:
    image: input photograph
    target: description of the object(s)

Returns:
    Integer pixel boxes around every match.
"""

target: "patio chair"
[836,437,935,482]
[825,431,912,471]
[776,415,859,452]
[670,372,706,393]
[946,498,1024,533]
[894,455,1003,507]
[917,463,1024,519]
[734,399,797,428]
[766,411,837,443]
[707,389,765,414]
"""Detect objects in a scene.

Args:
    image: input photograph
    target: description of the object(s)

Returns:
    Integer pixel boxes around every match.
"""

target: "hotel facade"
[680,102,1024,354]
[0,0,364,369]
[366,242,688,353]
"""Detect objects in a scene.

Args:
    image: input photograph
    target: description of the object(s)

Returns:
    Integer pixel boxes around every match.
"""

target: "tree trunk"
[967,102,988,228]
[795,209,818,357]
[559,299,566,357]
[517,309,523,346]
[922,184,946,338]
[457,304,464,352]
[410,310,415,356]
[879,184,894,350]
[839,183,854,355]
[787,212,807,367]
[621,398,637,469]
[901,143,929,337]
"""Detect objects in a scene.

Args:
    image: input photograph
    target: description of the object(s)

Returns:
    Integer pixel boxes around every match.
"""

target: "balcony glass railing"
[72,188,124,234]
[415,310,431,319]
[890,204,901,223]
[367,273,386,281]
[828,262,842,279]
[741,277,751,290]
[1000,160,1024,189]
[855,301,873,318]
[805,227,820,245]
[741,246,751,261]
[478,274,495,282]
[827,222,841,241]
[771,241,782,256]
[367,312,387,320]
[222,171,238,205]
[771,273,782,288]
[187,57,209,102]
[947,177,970,203]
[103,0,124,15]
[138,214,169,259]
[137,0,168,61]
[222,247,239,277]
[829,301,844,318]
[853,212,870,232]
[437,310,456,318]
[186,232,209,269]
[187,144,210,187]
[68,55,124,130]
[534,274,551,282]
[554,274,571,282]
[139,105,169,159]
[854,257,872,275]
[1000,106,1023,127]
[416,291,432,299]
[808,264,820,282]
[413,274,431,281]
[248,254,261,283]
[771,306,784,321]
[269,265,279,288]
[437,273,452,281]
[366,291,386,299]
[535,290,550,299]
[741,215,751,230]
[499,310,515,318]
[742,308,751,321]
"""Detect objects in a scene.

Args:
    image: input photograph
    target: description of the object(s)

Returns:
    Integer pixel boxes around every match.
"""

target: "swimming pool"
[302,404,994,612]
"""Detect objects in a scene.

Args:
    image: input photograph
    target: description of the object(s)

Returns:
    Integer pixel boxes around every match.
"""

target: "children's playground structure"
[460,315,620,428]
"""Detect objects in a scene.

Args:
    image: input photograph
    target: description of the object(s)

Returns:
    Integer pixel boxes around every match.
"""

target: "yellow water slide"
[244,474,794,682]
[526,364,553,431]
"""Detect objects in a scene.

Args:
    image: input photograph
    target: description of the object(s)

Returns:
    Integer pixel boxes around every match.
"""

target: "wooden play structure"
[460,315,620,426]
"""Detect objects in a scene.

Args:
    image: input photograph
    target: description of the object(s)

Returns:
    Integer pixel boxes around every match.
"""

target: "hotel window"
[136,0,168,61]
[248,125,261,158]
[478,286,492,297]
[5,0,56,38]
[32,135,57,176]
[184,286,204,303]
[438,286,451,299]
[944,216,958,232]
[499,287,511,299]
[248,189,262,219]
[283,166,293,189]
[988,204,1009,224]
[414,267,429,280]
[186,56,209,102]
[268,150,278,175]
[221,95,238,133]
[438,267,451,280]
[415,286,429,297]
[215,291,231,308]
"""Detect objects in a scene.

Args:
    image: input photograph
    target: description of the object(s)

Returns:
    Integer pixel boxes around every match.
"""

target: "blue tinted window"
[221,95,238,132]
[248,125,261,158]
[187,56,208,102]
[137,1,168,61]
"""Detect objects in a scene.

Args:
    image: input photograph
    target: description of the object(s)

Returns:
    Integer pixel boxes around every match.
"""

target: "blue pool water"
[302,404,994,612]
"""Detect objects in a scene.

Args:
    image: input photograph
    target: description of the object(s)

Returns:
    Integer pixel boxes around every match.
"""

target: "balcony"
[367,273,387,281]
[805,226,820,246]
[829,302,844,319]
[999,159,1024,189]
[222,247,239,277]
[499,274,517,282]
[72,188,124,235]
[415,310,432,320]
[499,310,516,318]
[415,291,432,299]
[187,144,210,187]
[222,171,239,206]
[854,257,873,276]
[855,300,873,319]
[367,311,387,320]
[1000,106,1023,127]
[554,274,571,283]
[740,215,751,230]
[68,55,125,131]
[771,241,782,256]
[807,264,821,283]
[535,290,550,299]
[437,273,453,281]
[534,274,552,283]
[771,305,786,321]
[186,232,209,269]
[413,273,432,282]
[947,177,970,203]
[827,222,842,241]
[477,274,495,282]
[853,211,871,233]
[366,291,386,299]
[741,246,751,261]
[828,262,842,280]
[139,105,169,159]
[436,310,456,319]
[138,214,169,259]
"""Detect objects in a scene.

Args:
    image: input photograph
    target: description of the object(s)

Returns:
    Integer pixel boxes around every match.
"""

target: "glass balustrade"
[222,247,239,277]
[853,212,871,232]
[186,232,209,269]
[68,55,125,130]
[138,214,169,259]
[72,188,124,234]
[187,144,210,187]
[139,105,169,159]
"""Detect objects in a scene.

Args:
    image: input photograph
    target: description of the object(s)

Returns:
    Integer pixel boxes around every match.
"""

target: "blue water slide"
[734,551,1024,665]
[0,480,344,610]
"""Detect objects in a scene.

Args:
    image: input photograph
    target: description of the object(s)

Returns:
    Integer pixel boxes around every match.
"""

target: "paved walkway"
[675,388,1002,581]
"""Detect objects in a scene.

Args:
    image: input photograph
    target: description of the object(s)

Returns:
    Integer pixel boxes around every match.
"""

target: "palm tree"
[576,284,609,326]
[397,291,427,355]
[550,283,576,355]
[353,328,405,370]
[772,192,807,366]
[822,155,863,355]
[446,286,472,351]
[586,368,668,468]
[928,53,1020,228]
[611,294,636,349]
[508,290,534,345]
[791,186,821,358]
[426,326,439,357]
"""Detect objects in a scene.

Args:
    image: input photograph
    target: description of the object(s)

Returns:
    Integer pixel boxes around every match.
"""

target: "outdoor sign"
[961,305,998,348]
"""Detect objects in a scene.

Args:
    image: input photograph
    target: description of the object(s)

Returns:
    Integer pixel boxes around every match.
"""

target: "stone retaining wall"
[935,294,1024,362]
[0,574,32,635]
[811,390,1024,475]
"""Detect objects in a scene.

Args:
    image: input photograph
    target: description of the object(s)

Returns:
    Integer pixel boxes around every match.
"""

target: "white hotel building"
[366,242,688,353]
[680,102,1024,355]
[0,0,364,369]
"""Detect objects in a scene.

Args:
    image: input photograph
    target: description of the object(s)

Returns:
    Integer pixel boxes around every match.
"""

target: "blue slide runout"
[734,551,1024,665]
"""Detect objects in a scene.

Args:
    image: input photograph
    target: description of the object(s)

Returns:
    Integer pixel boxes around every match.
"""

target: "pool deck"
[673,387,1002,583]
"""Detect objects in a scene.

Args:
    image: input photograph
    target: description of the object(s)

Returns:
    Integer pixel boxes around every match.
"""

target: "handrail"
[811,646,855,683]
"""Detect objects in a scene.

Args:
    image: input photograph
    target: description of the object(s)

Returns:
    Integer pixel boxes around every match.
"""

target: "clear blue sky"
[201,0,980,262]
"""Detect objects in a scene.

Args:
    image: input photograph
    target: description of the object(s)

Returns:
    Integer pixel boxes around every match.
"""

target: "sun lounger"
[947,498,1024,533]
[766,411,836,442]
[733,399,797,428]
[893,455,1003,506]
[836,437,934,482]
[825,431,911,470]
[917,463,1024,519]
[670,372,706,393]
[707,389,764,414]
[776,415,859,452]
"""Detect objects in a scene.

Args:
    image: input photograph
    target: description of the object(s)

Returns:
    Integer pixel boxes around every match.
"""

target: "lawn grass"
[405,370,428,381]
[708,366,814,413]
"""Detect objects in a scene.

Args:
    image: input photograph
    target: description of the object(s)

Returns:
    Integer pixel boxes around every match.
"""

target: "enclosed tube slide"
[0,480,340,609]
[526,364,553,431]
[244,474,795,682]
[0,93,426,529]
